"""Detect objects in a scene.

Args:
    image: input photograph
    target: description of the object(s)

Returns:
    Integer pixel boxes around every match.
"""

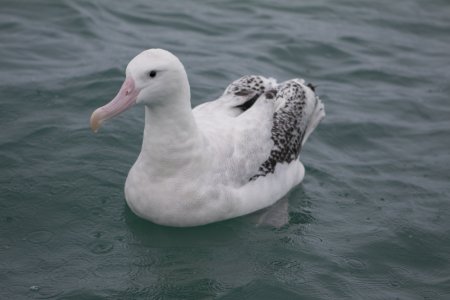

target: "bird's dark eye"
[149,70,157,78]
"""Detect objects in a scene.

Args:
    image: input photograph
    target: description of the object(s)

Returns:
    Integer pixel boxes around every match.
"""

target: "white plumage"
[90,49,325,227]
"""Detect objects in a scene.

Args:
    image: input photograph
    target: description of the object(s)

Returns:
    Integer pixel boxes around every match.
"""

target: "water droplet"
[89,240,114,254]
[345,258,367,270]
[389,279,401,287]
[26,230,53,244]
[29,285,40,292]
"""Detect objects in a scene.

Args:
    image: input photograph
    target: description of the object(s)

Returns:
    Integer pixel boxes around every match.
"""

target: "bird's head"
[90,49,188,132]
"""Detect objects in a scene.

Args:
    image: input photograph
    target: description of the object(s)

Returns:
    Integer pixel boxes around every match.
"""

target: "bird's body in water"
[90,49,325,227]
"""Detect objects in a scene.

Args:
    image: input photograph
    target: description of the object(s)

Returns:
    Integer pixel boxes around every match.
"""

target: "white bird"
[90,49,325,227]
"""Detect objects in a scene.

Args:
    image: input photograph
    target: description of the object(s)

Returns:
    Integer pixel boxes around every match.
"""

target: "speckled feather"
[220,75,321,181]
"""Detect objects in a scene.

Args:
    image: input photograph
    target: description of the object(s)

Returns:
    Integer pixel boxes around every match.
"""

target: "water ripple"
[1,0,450,299]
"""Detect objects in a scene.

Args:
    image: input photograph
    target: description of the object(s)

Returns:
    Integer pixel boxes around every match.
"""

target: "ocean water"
[1,0,450,299]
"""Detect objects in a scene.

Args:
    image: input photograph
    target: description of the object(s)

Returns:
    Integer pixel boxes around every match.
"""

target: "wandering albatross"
[90,49,325,227]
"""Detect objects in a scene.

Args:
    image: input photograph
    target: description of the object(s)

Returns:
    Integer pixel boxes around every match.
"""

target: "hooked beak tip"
[90,109,102,133]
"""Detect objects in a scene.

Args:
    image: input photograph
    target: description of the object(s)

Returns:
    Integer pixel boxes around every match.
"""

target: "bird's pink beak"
[90,77,140,132]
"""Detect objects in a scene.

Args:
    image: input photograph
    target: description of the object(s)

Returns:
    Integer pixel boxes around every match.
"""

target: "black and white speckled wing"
[193,75,277,119]
[249,79,325,181]
[224,75,272,96]
[194,75,324,187]
[222,75,277,113]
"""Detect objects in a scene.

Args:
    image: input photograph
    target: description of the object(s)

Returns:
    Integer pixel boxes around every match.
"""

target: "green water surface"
[1,0,450,299]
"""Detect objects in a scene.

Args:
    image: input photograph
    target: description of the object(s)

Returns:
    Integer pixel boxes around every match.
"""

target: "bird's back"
[193,75,325,186]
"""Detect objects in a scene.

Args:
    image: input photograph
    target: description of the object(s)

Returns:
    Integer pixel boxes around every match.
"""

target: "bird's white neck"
[138,91,204,176]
